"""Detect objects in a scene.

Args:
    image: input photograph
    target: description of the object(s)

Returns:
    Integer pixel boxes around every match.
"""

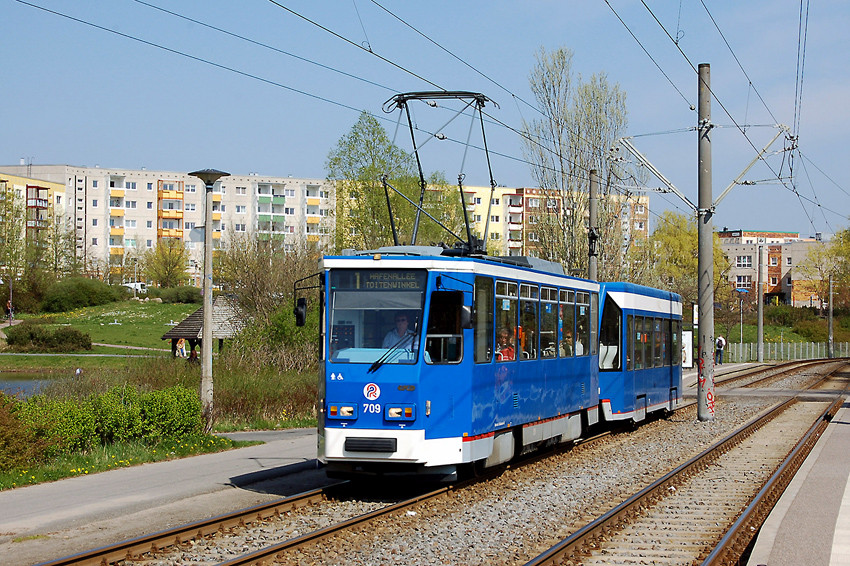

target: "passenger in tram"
[496,327,515,361]
[382,311,417,349]
[561,330,573,357]
[575,325,585,356]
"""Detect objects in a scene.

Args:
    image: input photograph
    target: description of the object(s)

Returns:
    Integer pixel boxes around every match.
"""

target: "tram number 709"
[363,403,381,414]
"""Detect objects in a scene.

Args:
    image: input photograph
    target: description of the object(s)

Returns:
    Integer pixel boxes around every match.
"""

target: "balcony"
[110,208,125,217]
[109,246,124,255]
[158,189,182,200]
[258,196,272,204]
[212,194,222,202]
[257,214,273,223]
[212,212,221,221]
[157,228,183,238]
[508,223,523,231]
[272,195,286,204]
[306,197,320,206]
[306,215,321,224]
[307,234,320,242]
[27,198,49,208]
[26,220,49,229]
[110,227,125,236]
[212,231,222,240]
[159,209,183,219]
[110,189,125,198]
[508,241,523,249]
[509,205,523,214]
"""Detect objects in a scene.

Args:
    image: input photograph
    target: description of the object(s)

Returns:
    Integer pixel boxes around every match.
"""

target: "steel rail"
[524,362,847,566]
[34,483,343,566]
[704,363,849,565]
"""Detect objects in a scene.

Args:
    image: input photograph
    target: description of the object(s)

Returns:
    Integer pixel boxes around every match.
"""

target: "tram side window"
[540,287,558,358]
[520,284,539,360]
[626,315,634,370]
[474,277,494,363]
[425,291,464,364]
[559,289,575,357]
[672,320,681,366]
[575,292,590,356]
[653,318,663,367]
[635,316,645,370]
[495,280,518,362]
[599,298,621,370]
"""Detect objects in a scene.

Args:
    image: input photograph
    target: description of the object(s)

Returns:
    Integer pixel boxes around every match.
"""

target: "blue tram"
[313,246,682,480]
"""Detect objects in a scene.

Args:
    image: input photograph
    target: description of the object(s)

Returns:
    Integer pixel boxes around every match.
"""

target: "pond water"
[0,372,50,398]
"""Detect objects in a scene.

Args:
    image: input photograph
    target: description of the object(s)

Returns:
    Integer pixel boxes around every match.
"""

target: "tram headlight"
[328,404,357,419]
[385,404,416,421]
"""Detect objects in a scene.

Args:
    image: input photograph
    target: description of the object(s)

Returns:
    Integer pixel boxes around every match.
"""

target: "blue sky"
[3,0,848,237]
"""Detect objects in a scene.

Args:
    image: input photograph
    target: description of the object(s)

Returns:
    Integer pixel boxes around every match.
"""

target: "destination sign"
[331,269,426,291]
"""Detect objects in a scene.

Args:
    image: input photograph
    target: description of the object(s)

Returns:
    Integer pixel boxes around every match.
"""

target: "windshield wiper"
[367,323,419,374]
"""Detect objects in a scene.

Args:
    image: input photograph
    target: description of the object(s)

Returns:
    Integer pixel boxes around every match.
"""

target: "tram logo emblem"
[363,383,381,400]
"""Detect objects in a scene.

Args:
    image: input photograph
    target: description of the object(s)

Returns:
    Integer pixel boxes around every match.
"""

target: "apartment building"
[0,171,66,255]
[461,185,650,257]
[0,164,334,285]
[717,228,824,307]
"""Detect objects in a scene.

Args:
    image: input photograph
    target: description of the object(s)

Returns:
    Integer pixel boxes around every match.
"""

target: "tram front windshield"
[328,269,427,364]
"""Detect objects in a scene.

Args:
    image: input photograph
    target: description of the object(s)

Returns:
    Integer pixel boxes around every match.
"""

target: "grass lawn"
[23,301,198,349]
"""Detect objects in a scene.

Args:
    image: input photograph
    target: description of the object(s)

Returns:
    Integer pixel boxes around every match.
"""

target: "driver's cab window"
[425,291,463,364]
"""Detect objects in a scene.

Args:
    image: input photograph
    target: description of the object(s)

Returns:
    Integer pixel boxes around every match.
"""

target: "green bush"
[4,323,92,352]
[155,286,202,304]
[793,319,829,342]
[92,386,144,444]
[764,304,817,327]
[138,386,202,441]
[15,395,98,456]
[41,277,122,313]
[0,394,51,471]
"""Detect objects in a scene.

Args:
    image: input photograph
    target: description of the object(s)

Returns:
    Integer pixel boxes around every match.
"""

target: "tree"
[141,238,188,288]
[216,232,319,323]
[799,228,850,310]
[326,111,464,252]
[0,181,27,312]
[521,47,644,280]
[629,211,731,323]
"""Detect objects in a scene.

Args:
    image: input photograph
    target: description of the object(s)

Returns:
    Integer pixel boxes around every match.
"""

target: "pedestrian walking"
[715,335,726,365]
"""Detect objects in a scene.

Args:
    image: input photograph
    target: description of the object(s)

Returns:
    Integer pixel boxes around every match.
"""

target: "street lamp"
[189,168,229,433]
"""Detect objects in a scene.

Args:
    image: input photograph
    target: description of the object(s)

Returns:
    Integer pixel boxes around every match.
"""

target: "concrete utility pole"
[697,63,715,422]
[757,245,764,362]
[588,169,599,281]
[189,168,229,433]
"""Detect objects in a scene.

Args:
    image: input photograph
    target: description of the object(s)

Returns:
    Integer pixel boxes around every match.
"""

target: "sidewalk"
[0,429,324,566]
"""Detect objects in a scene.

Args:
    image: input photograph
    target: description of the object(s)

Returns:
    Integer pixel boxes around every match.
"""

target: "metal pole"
[828,275,834,358]
[697,63,715,422]
[588,169,599,281]
[757,245,764,362]
[189,169,229,433]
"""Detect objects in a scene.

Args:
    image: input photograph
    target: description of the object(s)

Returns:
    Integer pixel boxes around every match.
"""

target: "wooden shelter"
[162,295,247,358]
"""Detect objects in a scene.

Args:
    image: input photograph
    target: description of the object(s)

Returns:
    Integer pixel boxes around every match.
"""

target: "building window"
[92,199,98,207]
[635,204,645,214]
[634,221,645,230]
[490,215,500,223]
[125,182,137,190]
[125,238,136,248]
[787,276,792,285]
[236,205,247,214]
[185,203,196,212]
[147,220,153,228]
[528,232,539,242]
[490,232,501,240]
[786,257,792,266]
[126,220,136,228]
[147,182,153,191]
[146,239,153,248]
[236,186,247,195]
[770,257,778,266]
[473,214,481,223]
[185,222,195,230]
[285,189,295,197]
[474,197,481,205]
[528,198,540,208]
[771,276,778,285]
[91,237,98,245]
[125,201,137,209]
[92,180,98,188]
[735,255,752,268]
[491,198,500,206]
[186,184,196,193]
[92,219,98,226]
[147,201,153,209]
[285,207,295,215]
[736,275,752,289]
[235,223,246,232]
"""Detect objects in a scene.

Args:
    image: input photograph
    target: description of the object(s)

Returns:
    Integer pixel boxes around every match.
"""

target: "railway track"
[525,361,849,566]
[37,360,847,566]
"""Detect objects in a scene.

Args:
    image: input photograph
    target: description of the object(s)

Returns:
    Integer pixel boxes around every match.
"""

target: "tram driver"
[383,311,417,349]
